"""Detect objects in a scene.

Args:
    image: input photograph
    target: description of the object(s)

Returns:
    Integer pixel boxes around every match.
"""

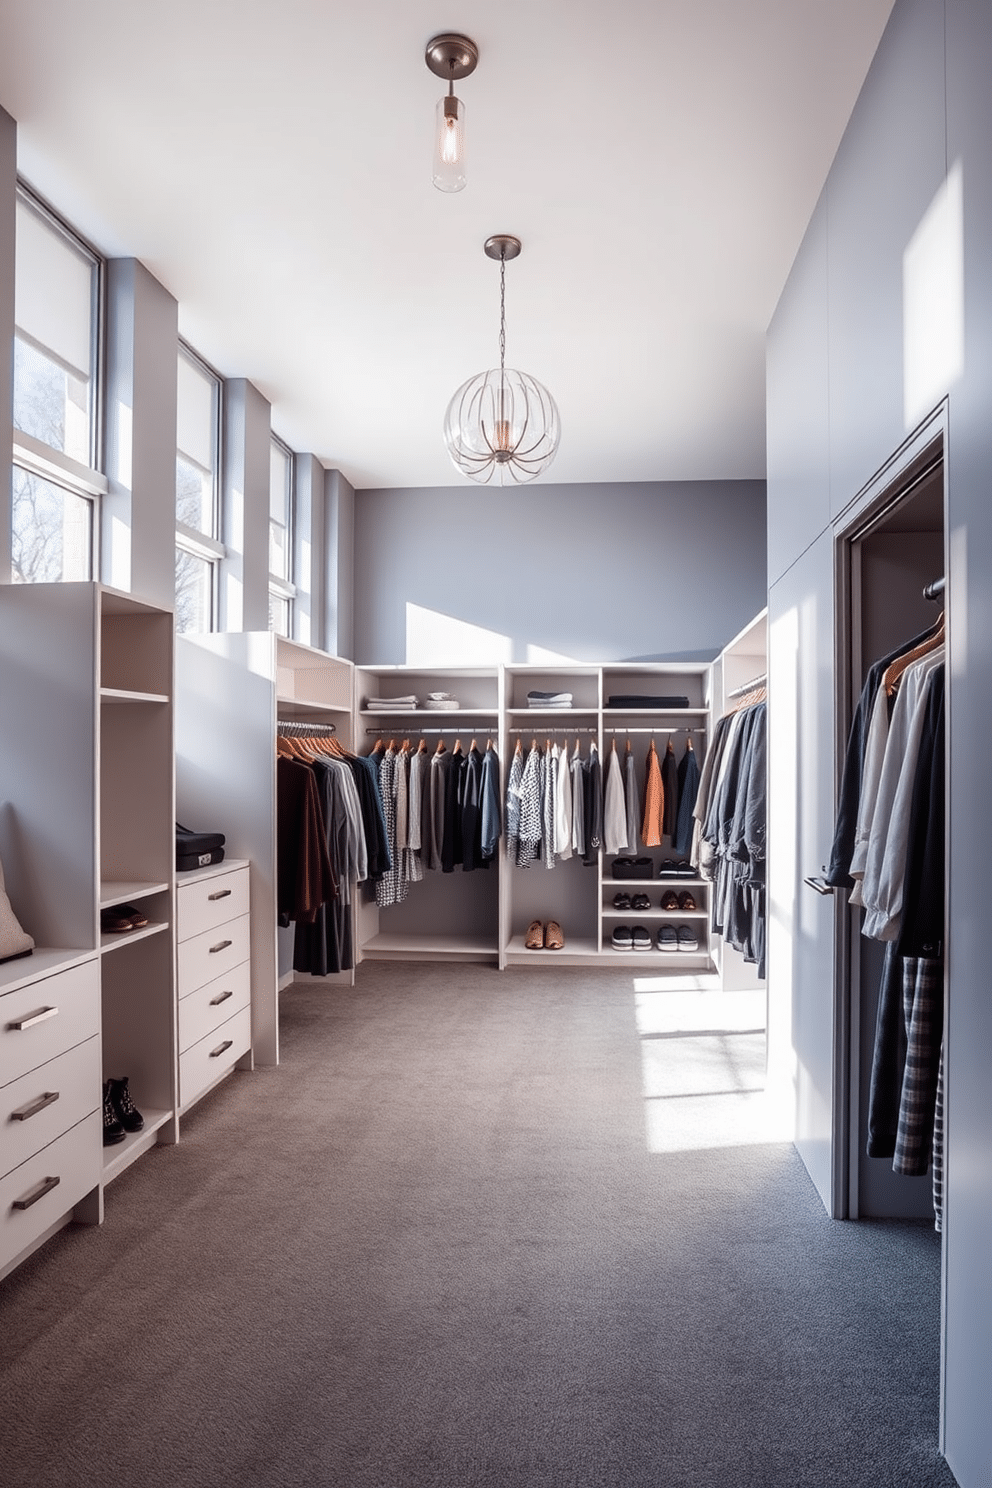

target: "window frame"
[11,182,105,584]
[175,340,224,632]
[268,433,297,635]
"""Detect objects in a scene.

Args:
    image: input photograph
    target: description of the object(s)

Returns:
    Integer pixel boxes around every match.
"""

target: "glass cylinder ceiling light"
[425,33,478,194]
[444,236,561,485]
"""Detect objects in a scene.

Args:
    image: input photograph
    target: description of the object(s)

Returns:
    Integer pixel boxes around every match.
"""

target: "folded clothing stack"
[527,689,573,708]
[427,691,460,711]
[366,694,419,712]
[607,694,690,708]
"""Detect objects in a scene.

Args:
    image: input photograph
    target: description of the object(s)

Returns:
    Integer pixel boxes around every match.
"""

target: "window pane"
[269,520,289,582]
[175,548,213,634]
[176,351,217,536]
[269,590,290,637]
[14,198,95,464]
[176,454,213,534]
[12,465,91,583]
[269,442,290,524]
[13,333,90,466]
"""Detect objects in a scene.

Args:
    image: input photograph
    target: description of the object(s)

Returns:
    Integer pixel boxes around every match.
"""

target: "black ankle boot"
[108,1076,144,1133]
[103,1080,126,1145]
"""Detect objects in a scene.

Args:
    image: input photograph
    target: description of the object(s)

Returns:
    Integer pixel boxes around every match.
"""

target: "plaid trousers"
[893,956,943,1178]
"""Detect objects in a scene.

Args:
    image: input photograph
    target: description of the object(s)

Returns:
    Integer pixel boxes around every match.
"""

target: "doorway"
[835,422,946,1222]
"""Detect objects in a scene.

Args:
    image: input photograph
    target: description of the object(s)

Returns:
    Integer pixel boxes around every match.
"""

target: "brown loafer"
[525,920,544,950]
[544,921,564,950]
[677,891,697,912]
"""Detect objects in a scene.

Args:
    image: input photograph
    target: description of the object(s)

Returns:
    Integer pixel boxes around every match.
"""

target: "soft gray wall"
[766,0,991,1480]
[294,453,323,649]
[104,259,179,609]
[353,479,766,666]
[0,109,13,581]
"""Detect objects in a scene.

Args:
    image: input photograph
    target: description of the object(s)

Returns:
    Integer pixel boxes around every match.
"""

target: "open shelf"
[101,1108,173,1184]
[361,932,498,963]
[601,908,709,920]
[100,880,170,908]
[100,920,169,954]
[100,688,169,705]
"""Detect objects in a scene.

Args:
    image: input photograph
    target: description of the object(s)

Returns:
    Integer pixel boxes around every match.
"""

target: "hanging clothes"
[641,741,664,847]
[582,743,603,866]
[694,699,766,976]
[570,742,586,859]
[661,740,679,838]
[623,743,641,855]
[672,739,700,856]
[828,619,946,1229]
[554,742,573,861]
[479,744,502,863]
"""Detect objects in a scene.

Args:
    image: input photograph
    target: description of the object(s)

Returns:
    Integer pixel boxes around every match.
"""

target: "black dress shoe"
[107,1076,144,1133]
[103,1081,126,1145]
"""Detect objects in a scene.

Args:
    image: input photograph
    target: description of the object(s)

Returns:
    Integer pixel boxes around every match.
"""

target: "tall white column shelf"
[0,582,176,1279]
[175,632,354,1065]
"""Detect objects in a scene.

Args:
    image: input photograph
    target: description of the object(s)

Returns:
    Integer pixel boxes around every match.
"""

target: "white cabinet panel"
[176,865,250,944]
[0,1112,101,1273]
[0,959,100,1088]
[1,1035,100,1178]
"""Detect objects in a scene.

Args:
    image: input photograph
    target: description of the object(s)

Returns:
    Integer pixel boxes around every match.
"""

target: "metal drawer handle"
[11,1090,60,1122]
[9,1006,59,1031]
[207,889,232,901]
[209,989,234,1007]
[13,1174,61,1211]
[208,939,233,954]
[209,1039,234,1059]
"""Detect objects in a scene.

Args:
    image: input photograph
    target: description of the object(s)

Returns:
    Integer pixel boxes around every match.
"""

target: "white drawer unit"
[179,1004,251,1110]
[0,1111,102,1275]
[2,1035,101,1179]
[176,863,250,943]
[177,914,250,994]
[176,860,252,1111]
[0,959,101,1089]
[178,960,251,1055]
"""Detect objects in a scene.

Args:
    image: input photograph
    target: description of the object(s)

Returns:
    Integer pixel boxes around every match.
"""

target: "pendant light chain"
[499,251,506,379]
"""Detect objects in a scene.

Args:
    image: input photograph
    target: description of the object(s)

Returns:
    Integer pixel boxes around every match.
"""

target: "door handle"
[803,875,835,896]
[9,1006,59,1031]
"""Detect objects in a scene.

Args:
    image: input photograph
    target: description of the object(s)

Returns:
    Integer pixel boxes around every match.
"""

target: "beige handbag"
[0,852,34,964]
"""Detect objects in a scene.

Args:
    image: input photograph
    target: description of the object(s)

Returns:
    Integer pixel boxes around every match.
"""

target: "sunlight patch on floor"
[635,981,791,1153]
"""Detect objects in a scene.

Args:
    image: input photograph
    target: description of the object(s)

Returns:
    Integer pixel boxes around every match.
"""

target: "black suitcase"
[176,822,226,872]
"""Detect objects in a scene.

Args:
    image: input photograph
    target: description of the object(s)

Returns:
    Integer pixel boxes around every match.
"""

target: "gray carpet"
[0,963,955,1488]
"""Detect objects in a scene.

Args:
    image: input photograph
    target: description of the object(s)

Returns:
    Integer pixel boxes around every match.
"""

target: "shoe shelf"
[597,948,712,967]
[601,908,709,920]
[100,920,170,954]
[504,934,600,967]
[102,1107,174,1186]
[604,878,706,890]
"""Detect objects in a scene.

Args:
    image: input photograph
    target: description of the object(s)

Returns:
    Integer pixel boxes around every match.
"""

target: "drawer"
[2,1035,101,1179]
[178,960,251,1054]
[0,960,101,1088]
[177,867,250,943]
[178,914,250,995]
[180,1004,251,1109]
[0,1111,101,1274]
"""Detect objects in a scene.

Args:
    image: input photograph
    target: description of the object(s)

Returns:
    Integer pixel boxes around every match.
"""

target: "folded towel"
[366,701,418,712]
[527,690,574,702]
[366,694,419,707]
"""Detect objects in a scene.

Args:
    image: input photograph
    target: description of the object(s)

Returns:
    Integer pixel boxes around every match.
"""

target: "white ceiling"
[0,0,895,489]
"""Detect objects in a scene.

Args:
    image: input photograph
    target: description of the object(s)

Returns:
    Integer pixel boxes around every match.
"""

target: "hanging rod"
[923,575,945,601]
[508,726,600,735]
[277,720,337,736]
[727,672,767,700]
[362,726,497,736]
[604,725,707,734]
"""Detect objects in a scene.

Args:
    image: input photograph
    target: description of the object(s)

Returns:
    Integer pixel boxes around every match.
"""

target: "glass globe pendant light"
[444,236,561,485]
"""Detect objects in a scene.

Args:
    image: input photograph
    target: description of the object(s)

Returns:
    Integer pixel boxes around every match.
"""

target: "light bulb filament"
[441,115,460,164]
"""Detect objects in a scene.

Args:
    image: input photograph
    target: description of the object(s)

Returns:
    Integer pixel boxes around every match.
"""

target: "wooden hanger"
[883,613,944,696]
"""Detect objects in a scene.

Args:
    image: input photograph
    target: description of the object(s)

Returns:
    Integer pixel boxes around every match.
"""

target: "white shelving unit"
[176,632,354,1064]
[353,665,502,966]
[0,582,176,1279]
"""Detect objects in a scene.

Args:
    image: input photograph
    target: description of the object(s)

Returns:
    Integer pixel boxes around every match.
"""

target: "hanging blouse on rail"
[693,700,766,977]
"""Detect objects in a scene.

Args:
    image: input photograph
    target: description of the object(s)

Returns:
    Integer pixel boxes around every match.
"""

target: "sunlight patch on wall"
[904,160,964,429]
[405,602,511,666]
[525,641,581,665]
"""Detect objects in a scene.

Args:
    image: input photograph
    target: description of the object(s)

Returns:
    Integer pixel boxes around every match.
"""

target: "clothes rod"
[508,726,600,735]
[727,672,767,699]
[362,726,497,736]
[603,725,707,734]
[923,575,945,601]
[277,720,337,735]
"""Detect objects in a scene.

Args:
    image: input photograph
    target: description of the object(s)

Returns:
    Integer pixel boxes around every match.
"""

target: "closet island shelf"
[0,582,177,1281]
